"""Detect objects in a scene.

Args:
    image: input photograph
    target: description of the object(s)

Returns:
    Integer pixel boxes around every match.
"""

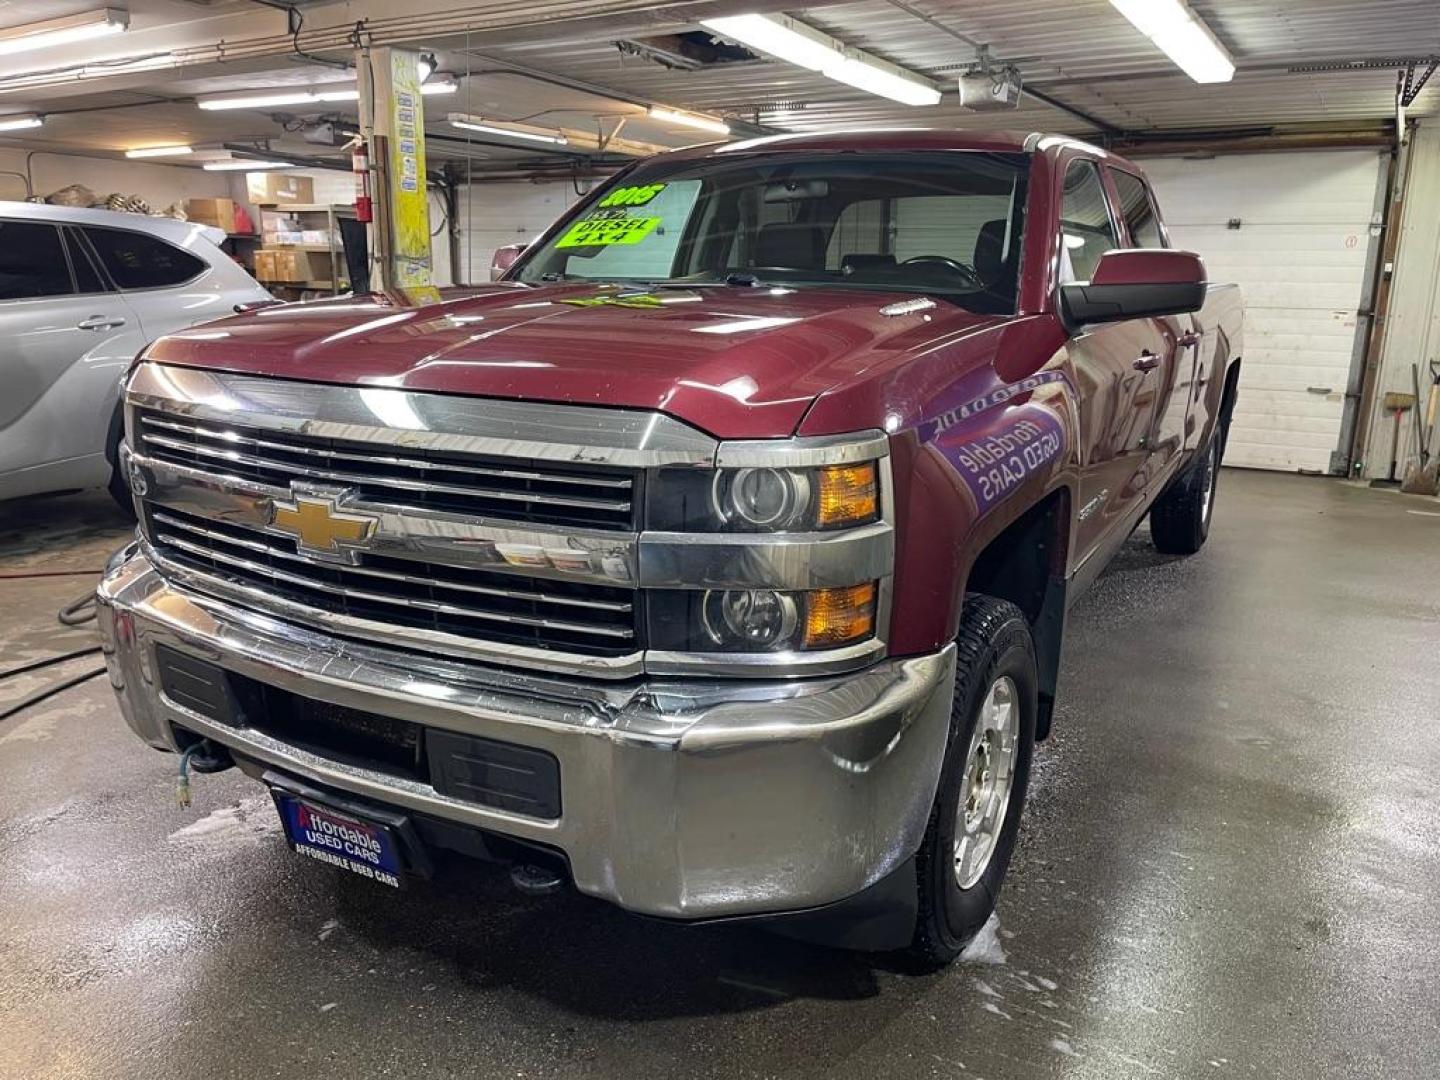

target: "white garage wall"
[1143,150,1386,473]
[0,148,233,209]
[454,180,593,284]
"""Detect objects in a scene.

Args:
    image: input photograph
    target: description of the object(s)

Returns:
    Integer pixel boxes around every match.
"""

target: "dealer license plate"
[276,794,403,888]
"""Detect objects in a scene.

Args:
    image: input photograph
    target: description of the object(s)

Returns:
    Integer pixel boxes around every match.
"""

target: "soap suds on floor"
[980,1000,1013,1021]
[1050,1038,1081,1058]
[168,796,282,845]
[960,913,1007,966]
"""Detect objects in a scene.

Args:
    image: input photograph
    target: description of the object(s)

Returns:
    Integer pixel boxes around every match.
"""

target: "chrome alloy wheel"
[953,675,1019,889]
[1200,439,1218,527]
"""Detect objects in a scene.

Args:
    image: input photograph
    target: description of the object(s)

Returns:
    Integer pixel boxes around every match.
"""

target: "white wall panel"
[1144,150,1386,472]
[455,180,589,284]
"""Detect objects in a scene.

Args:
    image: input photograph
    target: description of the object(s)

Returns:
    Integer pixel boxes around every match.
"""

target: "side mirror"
[1060,249,1207,328]
[489,243,527,281]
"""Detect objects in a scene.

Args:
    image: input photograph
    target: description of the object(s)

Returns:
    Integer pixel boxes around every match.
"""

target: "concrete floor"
[2,470,1438,1080]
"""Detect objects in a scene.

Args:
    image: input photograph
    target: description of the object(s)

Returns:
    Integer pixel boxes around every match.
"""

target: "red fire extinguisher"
[352,141,372,223]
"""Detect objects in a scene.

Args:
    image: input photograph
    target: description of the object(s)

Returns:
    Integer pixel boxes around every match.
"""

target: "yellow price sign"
[556,215,660,249]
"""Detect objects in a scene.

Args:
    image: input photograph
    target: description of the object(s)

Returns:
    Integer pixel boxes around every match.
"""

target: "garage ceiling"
[0,0,1436,175]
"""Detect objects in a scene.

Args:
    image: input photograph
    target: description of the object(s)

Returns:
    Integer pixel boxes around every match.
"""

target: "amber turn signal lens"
[804,582,877,649]
[816,463,878,528]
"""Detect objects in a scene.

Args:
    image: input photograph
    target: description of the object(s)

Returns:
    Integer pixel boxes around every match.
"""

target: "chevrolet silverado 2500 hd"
[98,130,1242,967]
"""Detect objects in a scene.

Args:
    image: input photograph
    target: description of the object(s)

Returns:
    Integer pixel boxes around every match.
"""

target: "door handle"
[1133,352,1162,372]
[77,315,126,331]
[1176,331,1201,348]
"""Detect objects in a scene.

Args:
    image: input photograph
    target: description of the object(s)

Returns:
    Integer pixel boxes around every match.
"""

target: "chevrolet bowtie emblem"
[268,493,378,558]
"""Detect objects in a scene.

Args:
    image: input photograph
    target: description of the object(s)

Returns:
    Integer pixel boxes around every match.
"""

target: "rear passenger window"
[82,227,206,289]
[1109,169,1166,249]
[1058,161,1119,283]
[64,229,108,294]
[0,221,72,300]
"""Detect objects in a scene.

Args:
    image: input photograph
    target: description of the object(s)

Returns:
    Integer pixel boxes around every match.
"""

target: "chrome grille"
[147,507,639,657]
[136,410,637,531]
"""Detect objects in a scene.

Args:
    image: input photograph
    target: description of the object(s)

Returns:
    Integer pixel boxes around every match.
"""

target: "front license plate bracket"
[264,769,433,884]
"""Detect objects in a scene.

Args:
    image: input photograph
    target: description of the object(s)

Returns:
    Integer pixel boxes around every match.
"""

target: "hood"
[143,283,1006,439]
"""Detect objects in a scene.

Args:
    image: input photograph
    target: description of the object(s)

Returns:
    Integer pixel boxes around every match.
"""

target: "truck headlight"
[702,588,798,648]
[649,462,878,532]
[648,583,876,653]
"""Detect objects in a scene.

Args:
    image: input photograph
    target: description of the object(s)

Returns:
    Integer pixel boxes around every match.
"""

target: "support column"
[356,44,437,302]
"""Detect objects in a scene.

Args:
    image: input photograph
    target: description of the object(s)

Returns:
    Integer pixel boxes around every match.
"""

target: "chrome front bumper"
[98,545,957,920]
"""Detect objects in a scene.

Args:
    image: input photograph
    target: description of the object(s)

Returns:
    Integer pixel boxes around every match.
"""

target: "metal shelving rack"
[254,203,357,296]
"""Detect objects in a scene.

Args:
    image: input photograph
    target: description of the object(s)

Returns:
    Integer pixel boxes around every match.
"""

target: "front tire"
[1150,434,1221,555]
[905,596,1037,970]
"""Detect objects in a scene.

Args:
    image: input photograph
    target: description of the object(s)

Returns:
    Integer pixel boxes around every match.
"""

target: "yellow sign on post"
[370,47,438,303]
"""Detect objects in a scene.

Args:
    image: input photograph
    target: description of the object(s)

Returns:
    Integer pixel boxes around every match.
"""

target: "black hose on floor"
[0,646,103,682]
[0,666,106,724]
[0,588,105,723]
[57,590,97,627]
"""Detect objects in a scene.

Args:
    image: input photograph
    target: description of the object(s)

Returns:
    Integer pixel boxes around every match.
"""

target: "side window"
[81,227,206,290]
[1058,161,1119,283]
[64,229,108,294]
[1108,169,1165,248]
[0,220,73,300]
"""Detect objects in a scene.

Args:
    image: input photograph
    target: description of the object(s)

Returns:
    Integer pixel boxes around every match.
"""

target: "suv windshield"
[514,151,1030,315]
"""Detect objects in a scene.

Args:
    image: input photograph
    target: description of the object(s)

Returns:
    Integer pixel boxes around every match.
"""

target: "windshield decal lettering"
[556,210,661,249]
[598,183,667,208]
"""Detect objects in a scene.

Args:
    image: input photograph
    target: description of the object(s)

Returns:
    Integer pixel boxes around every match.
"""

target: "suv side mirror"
[1061,249,1207,328]
[490,243,527,281]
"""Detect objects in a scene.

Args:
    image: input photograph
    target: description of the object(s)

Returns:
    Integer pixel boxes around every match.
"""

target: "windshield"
[513,151,1030,315]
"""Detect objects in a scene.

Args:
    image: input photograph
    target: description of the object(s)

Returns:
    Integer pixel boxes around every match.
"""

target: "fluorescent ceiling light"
[648,106,730,135]
[1108,0,1235,83]
[701,14,839,72]
[448,115,568,146]
[0,7,127,58]
[125,145,192,158]
[202,160,296,171]
[198,90,320,111]
[825,56,943,106]
[0,114,43,132]
[701,13,941,106]
[198,79,457,111]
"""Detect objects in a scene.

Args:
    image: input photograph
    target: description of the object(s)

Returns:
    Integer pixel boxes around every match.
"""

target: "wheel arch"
[961,484,1072,740]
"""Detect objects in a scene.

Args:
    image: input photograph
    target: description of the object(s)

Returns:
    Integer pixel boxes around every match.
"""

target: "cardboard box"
[246,173,315,205]
[186,197,237,232]
[258,248,328,283]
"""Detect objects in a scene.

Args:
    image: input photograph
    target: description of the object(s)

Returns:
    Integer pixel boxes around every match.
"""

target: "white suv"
[0,201,272,507]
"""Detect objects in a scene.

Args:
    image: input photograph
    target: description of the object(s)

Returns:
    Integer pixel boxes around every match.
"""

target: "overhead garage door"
[456,181,583,284]
[1142,150,1386,472]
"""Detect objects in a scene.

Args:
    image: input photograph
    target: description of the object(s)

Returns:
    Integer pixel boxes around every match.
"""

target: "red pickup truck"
[99,129,1241,968]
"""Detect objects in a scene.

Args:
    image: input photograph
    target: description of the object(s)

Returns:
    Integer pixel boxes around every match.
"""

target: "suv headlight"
[647,462,879,532]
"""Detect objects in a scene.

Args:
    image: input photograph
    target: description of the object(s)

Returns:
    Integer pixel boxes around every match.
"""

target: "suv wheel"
[905,595,1037,970]
[1150,434,1222,555]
